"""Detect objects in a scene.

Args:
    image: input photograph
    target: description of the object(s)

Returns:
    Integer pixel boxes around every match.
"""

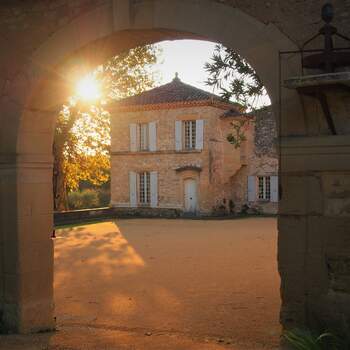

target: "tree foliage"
[96,44,159,100]
[227,120,249,149]
[204,44,268,111]
[53,45,159,211]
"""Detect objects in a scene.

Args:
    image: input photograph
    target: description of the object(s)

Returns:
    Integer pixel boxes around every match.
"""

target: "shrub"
[68,189,99,210]
[81,189,99,208]
[67,191,83,210]
[97,188,110,207]
[283,329,340,350]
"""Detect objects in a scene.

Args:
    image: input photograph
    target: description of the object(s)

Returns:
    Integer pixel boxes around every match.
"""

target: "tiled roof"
[221,109,255,119]
[112,74,242,113]
[221,108,243,118]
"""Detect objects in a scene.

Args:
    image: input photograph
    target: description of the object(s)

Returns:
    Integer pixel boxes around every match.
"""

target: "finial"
[322,2,334,23]
[173,72,180,81]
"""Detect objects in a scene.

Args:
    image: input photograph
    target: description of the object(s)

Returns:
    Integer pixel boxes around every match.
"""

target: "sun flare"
[76,75,101,101]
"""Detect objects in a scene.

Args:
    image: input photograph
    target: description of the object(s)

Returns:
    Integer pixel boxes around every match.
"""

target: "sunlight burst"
[76,75,101,101]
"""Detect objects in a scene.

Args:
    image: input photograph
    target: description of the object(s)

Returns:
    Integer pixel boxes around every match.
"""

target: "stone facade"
[231,107,279,214]
[110,79,278,216]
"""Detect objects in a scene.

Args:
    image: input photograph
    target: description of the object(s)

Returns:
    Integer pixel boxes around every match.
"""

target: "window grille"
[139,172,150,205]
[184,120,196,149]
[139,123,149,151]
[258,176,271,200]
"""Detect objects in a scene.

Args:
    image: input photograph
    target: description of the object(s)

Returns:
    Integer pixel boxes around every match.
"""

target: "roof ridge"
[109,77,242,112]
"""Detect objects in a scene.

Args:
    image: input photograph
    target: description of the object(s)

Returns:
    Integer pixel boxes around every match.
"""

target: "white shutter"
[247,176,256,202]
[129,124,137,152]
[271,175,279,202]
[175,120,182,151]
[129,171,137,207]
[195,119,204,150]
[148,121,157,151]
[150,171,158,208]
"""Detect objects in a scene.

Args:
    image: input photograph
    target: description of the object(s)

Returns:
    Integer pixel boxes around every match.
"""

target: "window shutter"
[175,120,182,151]
[150,171,158,208]
[271,175,279,202]
[129,171,137,207]
[247,176,256,202]
[148,121,157,151]
[195,119,204,150]
[129,124,137,152]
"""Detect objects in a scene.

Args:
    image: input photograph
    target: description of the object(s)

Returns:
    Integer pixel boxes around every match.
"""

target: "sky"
[150,39,270,107]
[153,39,218,92]
[77,39,270,107]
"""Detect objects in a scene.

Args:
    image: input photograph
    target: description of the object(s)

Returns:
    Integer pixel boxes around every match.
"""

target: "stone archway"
[1,0,349,337]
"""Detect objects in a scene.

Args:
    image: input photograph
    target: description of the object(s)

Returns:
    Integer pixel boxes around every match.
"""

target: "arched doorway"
[2,0,346,338]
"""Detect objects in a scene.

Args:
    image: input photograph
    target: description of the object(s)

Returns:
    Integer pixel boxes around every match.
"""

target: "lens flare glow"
[76,75,101,101]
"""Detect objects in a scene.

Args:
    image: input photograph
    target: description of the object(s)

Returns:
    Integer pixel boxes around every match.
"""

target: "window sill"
[176,149,202,153]
[112,150,203,155]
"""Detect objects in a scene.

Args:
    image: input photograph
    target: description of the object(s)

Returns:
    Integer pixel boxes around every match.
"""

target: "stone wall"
[279,167,350,335]
[1,0,349,59]
[54,207,181,226]
[213,0,350,47]
[254,106,277,158]
[230,107,279,214]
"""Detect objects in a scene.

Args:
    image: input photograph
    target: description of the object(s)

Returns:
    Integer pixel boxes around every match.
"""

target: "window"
[175,119,203,151]
[139,172,150,205]
[184,120,196,149]
[130,122,156,152]
[139,123,149,151]
[258,176,271,200]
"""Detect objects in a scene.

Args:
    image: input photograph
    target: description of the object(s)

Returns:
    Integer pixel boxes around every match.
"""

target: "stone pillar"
[0,56,57,332]
[278,73,350,334]
[0,154,55,333]
[279,136,350,333]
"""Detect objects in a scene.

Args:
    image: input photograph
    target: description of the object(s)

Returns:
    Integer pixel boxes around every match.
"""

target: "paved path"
[1,218,281,350]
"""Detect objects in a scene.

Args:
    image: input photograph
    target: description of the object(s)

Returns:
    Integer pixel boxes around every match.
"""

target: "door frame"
[183,177,198,214]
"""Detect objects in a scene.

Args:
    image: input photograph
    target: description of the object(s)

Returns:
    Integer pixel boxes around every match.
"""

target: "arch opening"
[0,0,307,341]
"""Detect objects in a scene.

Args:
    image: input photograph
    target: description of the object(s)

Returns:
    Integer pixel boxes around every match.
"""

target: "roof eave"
[109,99,238,113]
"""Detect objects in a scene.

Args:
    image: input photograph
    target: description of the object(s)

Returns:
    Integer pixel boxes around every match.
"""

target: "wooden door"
[184,179,197,213]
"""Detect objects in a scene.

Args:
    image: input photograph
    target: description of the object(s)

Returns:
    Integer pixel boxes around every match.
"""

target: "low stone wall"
[54,207,275,226]
[54,207,182,226]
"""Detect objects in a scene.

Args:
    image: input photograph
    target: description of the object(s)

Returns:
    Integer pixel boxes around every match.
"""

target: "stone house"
[109,75,278,216]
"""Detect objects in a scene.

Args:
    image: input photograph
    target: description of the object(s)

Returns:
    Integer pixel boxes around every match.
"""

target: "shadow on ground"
[0,218,281,350]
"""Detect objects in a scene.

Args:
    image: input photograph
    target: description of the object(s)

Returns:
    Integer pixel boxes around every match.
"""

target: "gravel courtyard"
[1,217,280,350]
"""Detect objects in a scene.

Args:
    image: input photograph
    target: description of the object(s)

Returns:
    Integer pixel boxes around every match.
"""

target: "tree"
[204,44,268,111]
[53,45,159,211]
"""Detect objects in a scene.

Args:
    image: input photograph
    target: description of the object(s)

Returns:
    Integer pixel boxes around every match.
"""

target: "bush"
[68,189,99,210]
[97,188,110,207]
[283,329,341,350]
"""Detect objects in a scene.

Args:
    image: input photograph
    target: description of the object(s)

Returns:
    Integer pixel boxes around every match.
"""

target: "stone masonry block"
[279,175,323,216]
[322,173,350,217]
